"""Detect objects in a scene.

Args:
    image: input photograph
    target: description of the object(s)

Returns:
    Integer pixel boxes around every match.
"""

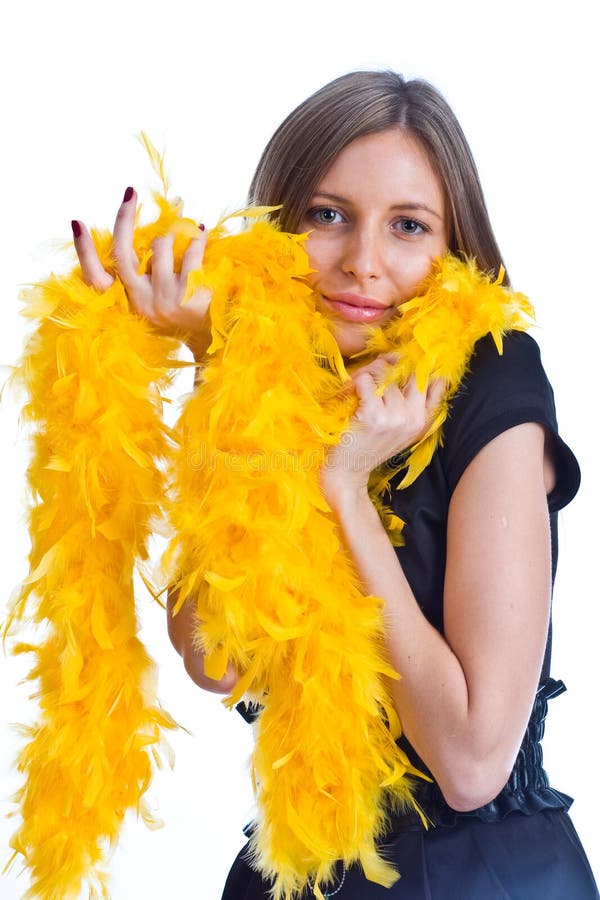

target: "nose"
[341,224,383,282]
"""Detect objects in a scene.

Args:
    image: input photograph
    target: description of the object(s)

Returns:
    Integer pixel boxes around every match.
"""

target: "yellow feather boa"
[5,193,533,899]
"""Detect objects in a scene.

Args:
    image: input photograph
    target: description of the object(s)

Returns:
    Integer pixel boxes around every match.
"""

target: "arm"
[166,589,239,694]
[74,191,227,687]
[322,363,555,811]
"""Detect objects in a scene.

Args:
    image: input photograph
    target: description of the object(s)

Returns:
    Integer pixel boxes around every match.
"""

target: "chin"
[331,325,370,360]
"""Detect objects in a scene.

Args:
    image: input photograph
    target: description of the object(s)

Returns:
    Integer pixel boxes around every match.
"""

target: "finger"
[351,360,396,403]
[351,367,379,390]
[352,369,384,414]
[401,373,420,396]
[180,227,208,281]
[354,355,398,395]
[150,233,176,300]
[378,351,400,366]
[378,373,420,417]
[351,358,387,383]
[426,377,447,410]
[111,186,142,286]
[71,220,113,291]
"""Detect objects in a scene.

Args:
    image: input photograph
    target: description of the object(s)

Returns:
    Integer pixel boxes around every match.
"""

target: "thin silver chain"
[322,862,347,898]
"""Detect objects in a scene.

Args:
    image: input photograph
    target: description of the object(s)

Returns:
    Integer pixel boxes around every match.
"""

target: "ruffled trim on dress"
[238,677,572,839]
[388,677,572,831]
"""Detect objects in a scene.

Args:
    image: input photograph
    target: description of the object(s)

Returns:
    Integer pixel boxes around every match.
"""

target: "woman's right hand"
[72,186,212,357]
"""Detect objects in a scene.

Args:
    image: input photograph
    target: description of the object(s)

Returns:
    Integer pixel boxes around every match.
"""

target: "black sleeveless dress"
[222,333,599,899]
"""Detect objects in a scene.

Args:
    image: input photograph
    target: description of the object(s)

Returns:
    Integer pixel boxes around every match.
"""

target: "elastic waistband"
[388,677,573,831]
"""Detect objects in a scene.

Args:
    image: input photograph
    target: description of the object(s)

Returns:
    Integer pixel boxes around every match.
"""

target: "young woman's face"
[299,128,448,357]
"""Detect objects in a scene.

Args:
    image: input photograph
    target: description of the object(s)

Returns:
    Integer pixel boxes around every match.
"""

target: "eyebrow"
[311,191,444,221]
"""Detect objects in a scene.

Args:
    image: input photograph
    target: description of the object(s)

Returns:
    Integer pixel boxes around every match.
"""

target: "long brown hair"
[249,70,508,283]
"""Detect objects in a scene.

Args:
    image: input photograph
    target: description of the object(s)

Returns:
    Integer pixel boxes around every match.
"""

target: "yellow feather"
[6,183,533,899]
[163,229,533,899]
[138,131,170,198]
[5,264,180,896]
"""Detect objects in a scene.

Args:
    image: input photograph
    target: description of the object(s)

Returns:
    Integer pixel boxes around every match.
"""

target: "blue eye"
[308,207,343,225]
[394,217,427,235]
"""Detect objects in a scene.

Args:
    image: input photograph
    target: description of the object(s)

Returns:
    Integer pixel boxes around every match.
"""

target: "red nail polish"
[199,223,205,231]
[123,186,134,203]
[71,220,82,238]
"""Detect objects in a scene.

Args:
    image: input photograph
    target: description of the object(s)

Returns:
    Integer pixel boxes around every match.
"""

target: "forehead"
[317,129,445,210]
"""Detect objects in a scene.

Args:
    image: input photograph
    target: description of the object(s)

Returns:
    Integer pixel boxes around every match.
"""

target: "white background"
[0,1,598,897]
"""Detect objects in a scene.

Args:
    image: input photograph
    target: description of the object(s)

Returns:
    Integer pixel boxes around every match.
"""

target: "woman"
[73,71,598,899]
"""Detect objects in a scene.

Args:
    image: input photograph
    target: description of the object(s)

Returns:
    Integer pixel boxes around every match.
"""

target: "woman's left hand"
[322,354,446,498]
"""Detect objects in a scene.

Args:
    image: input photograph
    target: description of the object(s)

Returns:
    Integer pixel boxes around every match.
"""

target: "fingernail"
[123,186,134,203]
[71,220,82,238]
[199,223,205,231]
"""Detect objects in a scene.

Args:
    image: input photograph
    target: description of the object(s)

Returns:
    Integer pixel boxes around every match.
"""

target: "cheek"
[304,237,332,282]
[389,253,443,307]
[392,257,432,295]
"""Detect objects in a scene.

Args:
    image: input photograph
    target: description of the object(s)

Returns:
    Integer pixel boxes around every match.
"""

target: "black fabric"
[383,331,582,822]
[392,678,573,829]
[224,809,599,899]
[228,333,596,898]
[439,331,580,510]
[390,332,580,656]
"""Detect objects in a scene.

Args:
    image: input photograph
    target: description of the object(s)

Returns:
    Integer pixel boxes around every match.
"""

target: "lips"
[321,292,393,323]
